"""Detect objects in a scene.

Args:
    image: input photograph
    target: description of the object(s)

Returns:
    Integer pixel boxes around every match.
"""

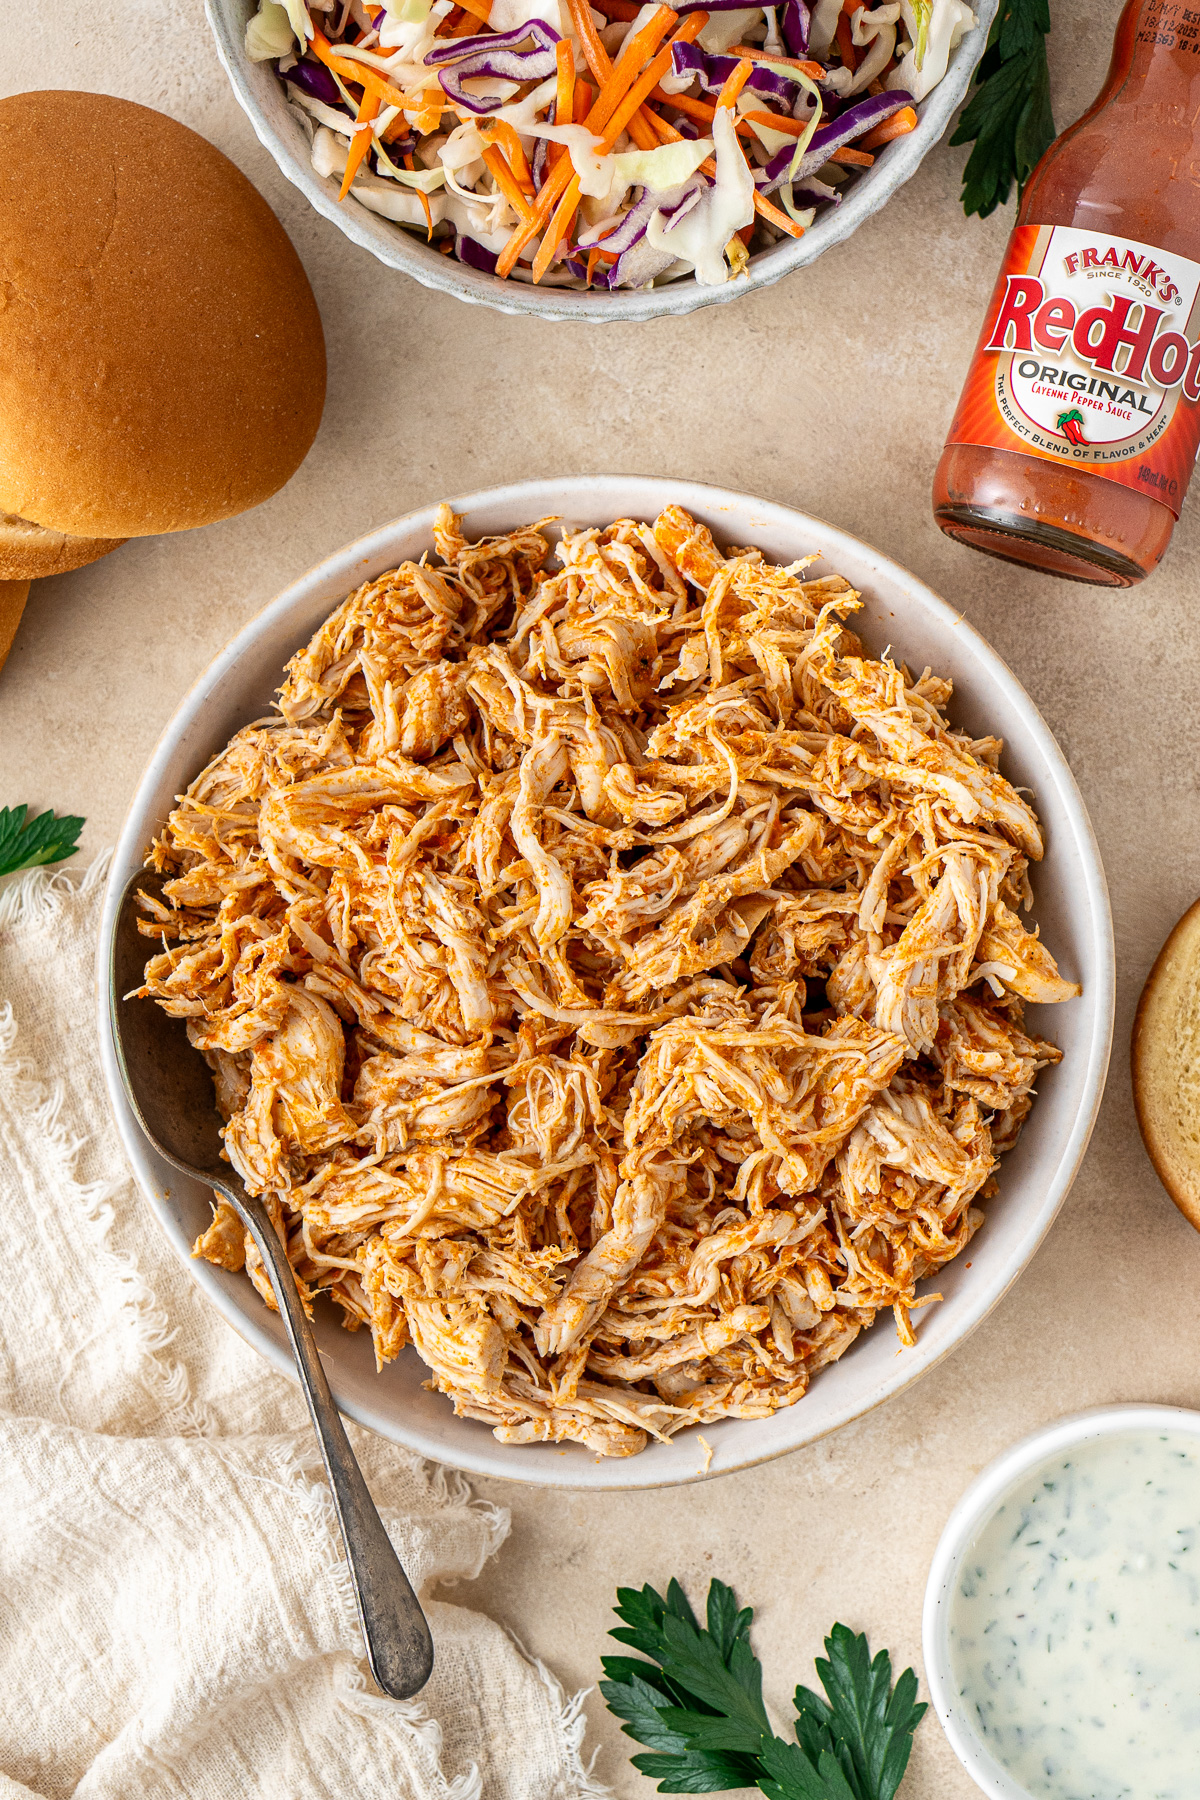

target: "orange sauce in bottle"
[934,0,1200,586]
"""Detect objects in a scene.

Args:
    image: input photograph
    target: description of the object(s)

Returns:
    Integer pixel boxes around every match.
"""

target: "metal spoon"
[108,865,435,1701]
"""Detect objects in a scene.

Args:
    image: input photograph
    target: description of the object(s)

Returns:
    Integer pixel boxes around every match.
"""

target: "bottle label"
[946,224,1200,518]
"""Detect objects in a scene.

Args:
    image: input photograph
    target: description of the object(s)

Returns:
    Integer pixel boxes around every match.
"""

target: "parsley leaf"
[796,1626,927,1800]
[757,1732,859,1800]
[599,1580,926,1800]
[950,0,1055,218]
[0,805,85,878]
[601,1581,765,1791]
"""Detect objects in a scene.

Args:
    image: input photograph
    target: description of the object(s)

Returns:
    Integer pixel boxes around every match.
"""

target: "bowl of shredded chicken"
[101,478,1113,1485]
[206,0,996,317]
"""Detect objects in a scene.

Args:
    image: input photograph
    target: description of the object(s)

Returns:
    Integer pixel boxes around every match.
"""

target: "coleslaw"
[247,0,976,290]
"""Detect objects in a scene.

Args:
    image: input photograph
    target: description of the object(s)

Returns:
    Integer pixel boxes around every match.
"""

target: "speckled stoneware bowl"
[98,476,1113,1489]
[206,0,998,321]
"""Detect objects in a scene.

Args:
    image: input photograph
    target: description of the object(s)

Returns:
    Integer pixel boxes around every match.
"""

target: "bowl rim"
[921,1402,1200,1800]
[95,474,1115,1489]
[204,0,999,322]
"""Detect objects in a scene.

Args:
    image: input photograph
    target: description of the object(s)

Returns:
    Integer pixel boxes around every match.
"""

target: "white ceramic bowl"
[922,1403,1200,1800]
[97,475,1114,1489]
[206,0,997,321]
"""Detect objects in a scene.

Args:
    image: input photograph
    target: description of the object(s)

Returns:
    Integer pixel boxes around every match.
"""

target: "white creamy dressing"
[949,1430,1200,1800]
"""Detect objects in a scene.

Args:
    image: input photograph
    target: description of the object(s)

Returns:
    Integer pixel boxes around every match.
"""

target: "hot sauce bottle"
[934,0,1200,586]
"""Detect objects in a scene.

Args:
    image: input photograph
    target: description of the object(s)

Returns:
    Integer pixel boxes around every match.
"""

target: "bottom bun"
[0,512,125,580]
[1132,896,1200,1231]
[0,578,31,676]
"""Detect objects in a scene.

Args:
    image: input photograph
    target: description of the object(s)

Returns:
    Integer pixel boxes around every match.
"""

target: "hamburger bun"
[0,512,124,581]
[0,91,325,542]
[1132,896,1200,1230]
[0,579,30,677]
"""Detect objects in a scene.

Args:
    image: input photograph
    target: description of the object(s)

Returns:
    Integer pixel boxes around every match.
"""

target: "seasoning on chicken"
[138,505,1078,1457]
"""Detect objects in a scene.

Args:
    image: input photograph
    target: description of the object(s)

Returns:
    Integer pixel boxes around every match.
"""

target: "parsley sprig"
[0,805,85,878]
[951,0,1056,218]
[599,1579,926,1798]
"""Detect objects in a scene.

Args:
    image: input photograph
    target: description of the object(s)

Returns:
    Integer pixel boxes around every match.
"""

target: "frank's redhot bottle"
[935,0,1200,585]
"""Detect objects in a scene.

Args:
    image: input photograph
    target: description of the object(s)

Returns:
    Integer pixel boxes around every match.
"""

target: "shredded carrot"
[339,90,381,199]
[564,0,658,149]
[556,36,578,113]
[650,84,715,120]
[382,110,413,141]
[627,109,662,150]
[574,78,594,121]
[753,189,806,237]
[729,46,825,77]
[531,179,584,281]
[736,220,754,246]
[416,185,435,238]
[740,107,810,138]
[835,11,857,71]
[482,143,535,222]
[488,118,535,191]
[567,0,612,84]
[641,104,676,142]
[590,0,640,15]
[858,103,917,148]
[550,36,577,169]
[828,144,874,165]
[603,11,702,138]
[454,0,492,21]
[449,7,480,32]
[438,235,455,252]
[505,7,695,279]
[652,86,816,145]
[714,56,754,110]
[586,246,602,284]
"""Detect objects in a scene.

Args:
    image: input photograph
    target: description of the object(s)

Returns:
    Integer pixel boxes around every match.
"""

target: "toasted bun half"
[0,92,325,540]
[1132,897,1200,1229]
[0,578,30,676]
[0,513,124,581]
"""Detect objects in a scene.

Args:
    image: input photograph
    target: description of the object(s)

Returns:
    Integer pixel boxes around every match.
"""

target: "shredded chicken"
[139,505,1079,1458]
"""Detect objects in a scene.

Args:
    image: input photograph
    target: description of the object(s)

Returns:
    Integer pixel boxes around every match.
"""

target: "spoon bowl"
[108,866,435,1701]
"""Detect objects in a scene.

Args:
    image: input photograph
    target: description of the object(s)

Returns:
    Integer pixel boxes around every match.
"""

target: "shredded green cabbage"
[245,0,296,60]
[909,0,932,66]
[280,0,314,46]
[752,56,824,212]
[608,138,714,195]
[374,144,448,188]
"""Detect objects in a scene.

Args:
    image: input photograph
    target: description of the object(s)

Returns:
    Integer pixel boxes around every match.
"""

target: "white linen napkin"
[0,860,605,1800]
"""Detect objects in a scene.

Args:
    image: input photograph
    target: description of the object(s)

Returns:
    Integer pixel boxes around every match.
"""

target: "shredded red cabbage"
[670,41,802,105]
[424,19,560,63]
[781,0,810,56]
[759,87,913,191]
[455,232,500,273]
[284,59,344,107]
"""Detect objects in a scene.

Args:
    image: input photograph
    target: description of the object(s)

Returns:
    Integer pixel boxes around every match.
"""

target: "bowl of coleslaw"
[206,0,996,319]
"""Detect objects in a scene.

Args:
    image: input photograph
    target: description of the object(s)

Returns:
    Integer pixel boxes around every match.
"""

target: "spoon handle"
[229,1183,435,1700]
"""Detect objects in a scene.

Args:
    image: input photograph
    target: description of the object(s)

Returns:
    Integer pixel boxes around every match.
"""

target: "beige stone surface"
[4,3,1199,1793]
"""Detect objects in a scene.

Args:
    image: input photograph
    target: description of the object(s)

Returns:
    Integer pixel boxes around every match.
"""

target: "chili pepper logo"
[1057,407,1088,446]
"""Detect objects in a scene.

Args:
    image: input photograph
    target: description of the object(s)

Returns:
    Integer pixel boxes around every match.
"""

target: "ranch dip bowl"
[924,1404,1200,1800]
